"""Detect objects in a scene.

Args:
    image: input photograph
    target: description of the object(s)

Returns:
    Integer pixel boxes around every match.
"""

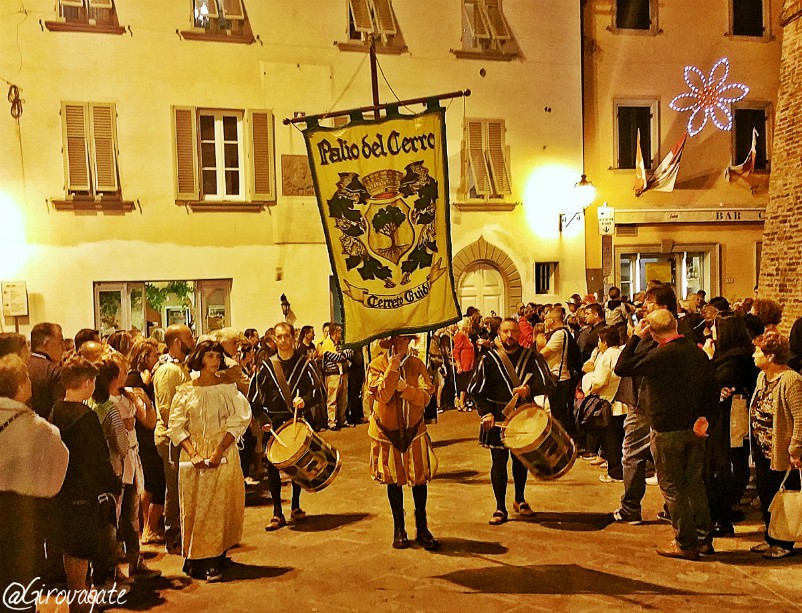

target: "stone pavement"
[125,411,802,613]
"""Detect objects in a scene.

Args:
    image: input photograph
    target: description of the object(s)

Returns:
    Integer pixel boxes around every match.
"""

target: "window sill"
[337,41,406,55]
[454,200,519,212]
[52,197,134,212]
[179,29,255,44]
[450,49,519,62]
[177,200,273,212]
[606,26,662,36]
[44,20,126,35]
[725,32,774,42]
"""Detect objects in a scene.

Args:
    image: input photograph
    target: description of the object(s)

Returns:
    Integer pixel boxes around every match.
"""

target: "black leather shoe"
[698,542,715,556]
[415,528,440,551]
[392,529,410,549]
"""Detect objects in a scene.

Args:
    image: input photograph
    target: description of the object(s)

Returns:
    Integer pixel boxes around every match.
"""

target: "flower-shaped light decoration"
[669,58,749,136]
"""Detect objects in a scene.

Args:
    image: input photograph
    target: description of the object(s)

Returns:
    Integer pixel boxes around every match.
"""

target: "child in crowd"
[51,357,119,594]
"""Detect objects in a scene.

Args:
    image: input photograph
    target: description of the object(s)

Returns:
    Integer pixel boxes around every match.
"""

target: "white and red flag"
[725,127,757,181]
[634,131,689,196]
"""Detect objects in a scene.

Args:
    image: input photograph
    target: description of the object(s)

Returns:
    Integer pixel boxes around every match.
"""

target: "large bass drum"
[266,419,341,492]
[501,403,577,480]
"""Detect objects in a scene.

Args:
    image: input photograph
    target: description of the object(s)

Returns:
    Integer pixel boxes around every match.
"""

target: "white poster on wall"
[2,281,29,318]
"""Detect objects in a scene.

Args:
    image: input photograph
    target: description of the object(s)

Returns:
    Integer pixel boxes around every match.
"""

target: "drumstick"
[293,390,299,425]
[270,427,288,447]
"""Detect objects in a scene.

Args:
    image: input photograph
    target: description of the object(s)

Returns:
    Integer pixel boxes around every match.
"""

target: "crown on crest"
[362,169,403,197]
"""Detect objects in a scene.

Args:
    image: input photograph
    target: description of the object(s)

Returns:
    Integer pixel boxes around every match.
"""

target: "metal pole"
[370,37,380,120]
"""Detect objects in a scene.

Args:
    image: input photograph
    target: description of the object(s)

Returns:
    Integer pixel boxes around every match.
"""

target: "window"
[615,101,658,169]
[45,0,125,35]
[54,102,133,211]
[339,0,406,53]
[455,0,520,60]
[731,0,765,37]
[612,0,659,33]
[733,107,769,170]
[464,118,512,200]
[535,263,556,295]
[172,107,275,209]
[181,0,255,44]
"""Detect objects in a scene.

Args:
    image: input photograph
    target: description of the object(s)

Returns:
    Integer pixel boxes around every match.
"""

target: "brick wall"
[759,1,802,334]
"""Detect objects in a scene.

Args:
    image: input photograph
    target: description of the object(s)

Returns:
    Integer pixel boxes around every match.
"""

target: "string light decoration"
[669,58,749,136]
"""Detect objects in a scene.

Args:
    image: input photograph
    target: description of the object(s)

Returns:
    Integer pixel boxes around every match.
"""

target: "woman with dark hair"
[167,340,251,581]
[788,316,802,373]
[125,339,165,545]
[752,299,783,333]
[705,315,759,537]
[749,332,802,559]
[107,329,134,358]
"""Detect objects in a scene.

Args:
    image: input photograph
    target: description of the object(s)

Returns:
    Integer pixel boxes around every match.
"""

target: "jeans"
[602,415,626,480]
[753,452,801,549]
[619,411,652,518]
[157,441,181,550]
[651,429,712,550]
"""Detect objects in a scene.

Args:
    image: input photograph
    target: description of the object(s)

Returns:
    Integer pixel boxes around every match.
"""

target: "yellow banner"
[305,109,460,346]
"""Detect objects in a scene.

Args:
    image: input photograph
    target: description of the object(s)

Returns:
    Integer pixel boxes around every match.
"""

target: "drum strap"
[269,355,294,412]
[497,349,523,387]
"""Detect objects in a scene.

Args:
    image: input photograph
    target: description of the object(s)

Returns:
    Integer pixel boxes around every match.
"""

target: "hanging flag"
[304,108,461,347]
[725,127,757,181]
[635,132,689,196]
[633,128,648,196]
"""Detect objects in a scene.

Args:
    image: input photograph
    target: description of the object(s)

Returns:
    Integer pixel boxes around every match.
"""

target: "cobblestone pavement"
[122,411,802,613]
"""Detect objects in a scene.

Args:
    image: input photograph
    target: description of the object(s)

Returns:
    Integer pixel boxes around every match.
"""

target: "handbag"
[768,468,802,542]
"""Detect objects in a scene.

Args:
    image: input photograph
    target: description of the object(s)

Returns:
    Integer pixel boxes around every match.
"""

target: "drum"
[501,404,577,480]
[266,419,341,492]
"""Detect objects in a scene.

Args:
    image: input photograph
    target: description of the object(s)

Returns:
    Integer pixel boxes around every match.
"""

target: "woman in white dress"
[167,340,251,582]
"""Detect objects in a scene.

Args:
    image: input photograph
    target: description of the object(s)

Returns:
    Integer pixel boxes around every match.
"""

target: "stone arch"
[452,237,523,316]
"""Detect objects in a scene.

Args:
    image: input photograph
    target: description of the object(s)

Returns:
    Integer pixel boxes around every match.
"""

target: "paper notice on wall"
[2,282,28,318]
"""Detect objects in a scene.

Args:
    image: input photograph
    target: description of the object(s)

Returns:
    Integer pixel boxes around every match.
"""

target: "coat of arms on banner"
[305,110,461,346]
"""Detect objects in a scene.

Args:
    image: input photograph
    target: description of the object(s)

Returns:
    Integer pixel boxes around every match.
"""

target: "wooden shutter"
[466,119,491,196]
[173,106,199,200]
[483,0,511,40]
[194,0,219,20]
[464,1,490,40]
[221,0,245,20]
[61,102,91,193]
[247,110,275,201]
[348,0,373,32]
[486,120,511,195]
[87,0,114,9]
[371,0,397,35]
[89,103,118,193]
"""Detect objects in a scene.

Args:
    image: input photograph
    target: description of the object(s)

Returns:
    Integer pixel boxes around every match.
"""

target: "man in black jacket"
[615,309,717,560]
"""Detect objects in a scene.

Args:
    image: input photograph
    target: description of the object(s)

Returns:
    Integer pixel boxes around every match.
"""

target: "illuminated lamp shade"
[669,57,749,136]
[574,174,596,210]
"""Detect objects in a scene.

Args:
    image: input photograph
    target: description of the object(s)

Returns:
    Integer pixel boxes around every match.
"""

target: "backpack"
[573,394,612,433]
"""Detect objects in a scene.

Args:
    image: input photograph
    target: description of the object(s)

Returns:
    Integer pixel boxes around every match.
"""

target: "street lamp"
[559,174,596,232]
[280,294,291,318]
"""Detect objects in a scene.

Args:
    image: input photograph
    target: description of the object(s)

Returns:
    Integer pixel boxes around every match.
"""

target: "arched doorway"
[452,237,522,317]
[457,263,506,317]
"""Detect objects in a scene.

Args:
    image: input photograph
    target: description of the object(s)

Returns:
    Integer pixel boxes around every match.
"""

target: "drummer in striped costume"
[367,334,439,550]
[468,318,554,525]
[248,322,326,531]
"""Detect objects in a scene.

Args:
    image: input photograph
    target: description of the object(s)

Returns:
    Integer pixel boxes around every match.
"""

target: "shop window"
[94,279,231,338]
[731,0,766,37]
[45,0,125,34]
[615,101,657,169]
[454,0,520,60]
[733,107,769,170]
[463,118,512,201]
[613,0,657,32]
[172,106,275,210]
[339,0,406,54]
[53,102,134,212]
[181,0,255,44]
[535,262,557,295]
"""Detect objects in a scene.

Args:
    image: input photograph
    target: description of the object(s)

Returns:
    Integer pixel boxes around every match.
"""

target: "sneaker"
[589,456,607,466]
[131,560,161,580]
[750,541,770,553]
[656,510,671,523]
[205,565,223,582]
[646,475,659,486]
[612,509,642,525]
[762,545,793,559]
[580,453,599,462]
[599,474,623,483]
